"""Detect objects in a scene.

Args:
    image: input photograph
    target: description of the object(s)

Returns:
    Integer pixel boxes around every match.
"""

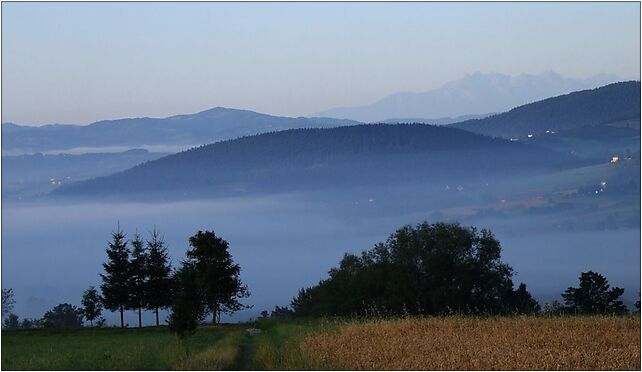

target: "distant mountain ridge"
[380,113,494,125]
[2,107,361,155]
[53,124,566,200]
[450,81,641,138]
[314,71,622,122]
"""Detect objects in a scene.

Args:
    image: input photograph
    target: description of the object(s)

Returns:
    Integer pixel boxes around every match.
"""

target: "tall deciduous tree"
[185,231,249,324]
[144,228,173,327]
[129,232,148,328]
[101,226,131,328]
[80,286,103,327]
[562,271,628,314]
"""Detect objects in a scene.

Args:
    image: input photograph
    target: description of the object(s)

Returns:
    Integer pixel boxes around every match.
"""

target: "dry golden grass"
[299,316,640,370]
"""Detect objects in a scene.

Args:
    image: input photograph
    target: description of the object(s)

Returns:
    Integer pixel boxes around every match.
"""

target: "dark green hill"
[523,120,640,162]
[451,81,640,139]
[53,124,568,199]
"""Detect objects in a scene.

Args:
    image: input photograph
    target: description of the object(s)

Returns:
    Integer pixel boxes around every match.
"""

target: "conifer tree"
[129,232,148,328]
[144,228,172,327]
[100,226,130,328]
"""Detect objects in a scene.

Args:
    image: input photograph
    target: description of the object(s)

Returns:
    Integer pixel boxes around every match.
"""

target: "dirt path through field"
[234,332,257,370]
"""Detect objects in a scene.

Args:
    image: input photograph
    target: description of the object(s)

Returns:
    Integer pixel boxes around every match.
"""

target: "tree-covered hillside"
[451,81,641,139]
[53,124,567,199]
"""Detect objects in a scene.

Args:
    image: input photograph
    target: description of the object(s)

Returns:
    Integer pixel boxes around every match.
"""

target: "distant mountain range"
[4,72,630,156]
[2,108,360,155]
[314,71,623,122]
[53,124,566,199]
[450,81,641,138]
[52,78,642,200]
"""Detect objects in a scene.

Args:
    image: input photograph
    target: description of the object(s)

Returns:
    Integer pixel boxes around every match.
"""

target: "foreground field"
[1,325,246,370]
[294,316,641,370]
[2,316,640,370]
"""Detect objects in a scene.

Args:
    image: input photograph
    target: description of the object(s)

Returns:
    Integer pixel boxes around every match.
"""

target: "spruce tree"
[144,228,172,327]
[100,226,130,328]
[129,232,148,328]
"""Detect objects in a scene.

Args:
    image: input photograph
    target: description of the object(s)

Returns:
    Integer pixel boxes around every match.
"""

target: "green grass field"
[2,316,640,370]
[1,325,247,370]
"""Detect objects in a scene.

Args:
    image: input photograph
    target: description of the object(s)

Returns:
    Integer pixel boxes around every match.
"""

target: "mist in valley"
[3,182,639,325]
[2,76,640,327]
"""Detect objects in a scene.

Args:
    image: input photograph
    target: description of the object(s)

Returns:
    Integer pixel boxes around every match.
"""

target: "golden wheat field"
[297,316,641,370]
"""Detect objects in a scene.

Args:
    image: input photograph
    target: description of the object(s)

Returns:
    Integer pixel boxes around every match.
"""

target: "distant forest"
[53,124,569,199]
[452,81,641,138]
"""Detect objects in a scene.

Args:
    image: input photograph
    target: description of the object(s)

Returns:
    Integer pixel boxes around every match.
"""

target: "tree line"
[288,222,637,318]
[2,221,638,334]
[2,227,249,335]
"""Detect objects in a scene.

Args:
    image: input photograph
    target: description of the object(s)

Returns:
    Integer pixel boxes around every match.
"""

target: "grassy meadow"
[2,316,640,370]
[1,325,246,370]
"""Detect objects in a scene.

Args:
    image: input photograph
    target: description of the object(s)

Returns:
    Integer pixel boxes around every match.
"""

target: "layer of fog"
[2,193,639,326]
[3,144,197,156]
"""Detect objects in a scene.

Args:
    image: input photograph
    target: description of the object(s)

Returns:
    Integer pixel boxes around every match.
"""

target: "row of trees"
[3,222,637,334]
[290,222,635,317]
[101,227,172,327]
[100,227,250,333]
[3,227,250,333]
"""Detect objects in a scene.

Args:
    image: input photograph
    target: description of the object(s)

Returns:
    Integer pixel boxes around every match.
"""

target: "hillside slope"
[451,81,641,139]
[2,149,167,200]
[53,124,567,199]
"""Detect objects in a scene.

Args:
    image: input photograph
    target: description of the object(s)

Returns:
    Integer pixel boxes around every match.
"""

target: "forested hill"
[450,81,641,139]
[53,124,568,199]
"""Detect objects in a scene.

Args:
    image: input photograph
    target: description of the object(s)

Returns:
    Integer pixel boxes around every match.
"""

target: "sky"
[2,2,640,125]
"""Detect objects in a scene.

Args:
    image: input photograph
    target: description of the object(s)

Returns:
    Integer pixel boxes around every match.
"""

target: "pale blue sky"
[2,2,640,125]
